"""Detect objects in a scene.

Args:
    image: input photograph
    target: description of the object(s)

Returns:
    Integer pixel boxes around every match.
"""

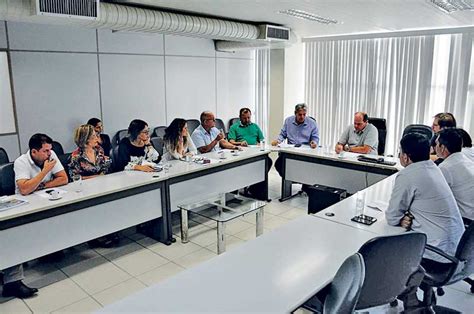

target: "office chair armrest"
[425,245,459,264]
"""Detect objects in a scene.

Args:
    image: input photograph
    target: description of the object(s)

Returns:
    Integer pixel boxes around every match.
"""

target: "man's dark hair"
[28,133,53,151]
[239,107,251,116]
[437,128,462,154]
[87,117,101,127]
[434,112,457,129]
[128,119,148,141]
[457,128,472,148]
[355,112,368,122]
[400,133,430,163]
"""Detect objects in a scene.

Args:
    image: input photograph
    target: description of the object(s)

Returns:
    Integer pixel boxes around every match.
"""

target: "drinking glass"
[355,191,366,216]
[72,174,82,192]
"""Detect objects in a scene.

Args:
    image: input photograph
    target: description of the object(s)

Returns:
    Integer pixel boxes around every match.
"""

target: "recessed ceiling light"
[278,9,338,24]
[429,0,474,13]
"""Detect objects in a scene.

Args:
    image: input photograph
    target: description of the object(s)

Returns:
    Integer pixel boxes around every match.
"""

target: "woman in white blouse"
[163,118,197,161]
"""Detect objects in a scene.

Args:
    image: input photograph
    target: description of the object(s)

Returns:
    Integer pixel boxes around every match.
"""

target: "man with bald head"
[335,112,379,155]
[191,111,237,153]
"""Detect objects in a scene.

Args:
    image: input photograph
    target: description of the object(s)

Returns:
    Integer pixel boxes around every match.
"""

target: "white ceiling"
[112,0,474,39]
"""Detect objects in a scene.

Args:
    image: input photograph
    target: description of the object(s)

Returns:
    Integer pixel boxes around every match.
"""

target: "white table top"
[0,147,269,222]
[313,174,404,236]
[100,216,378,313]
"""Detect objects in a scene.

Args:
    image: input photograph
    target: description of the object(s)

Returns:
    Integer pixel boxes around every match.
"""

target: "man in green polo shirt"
[228,108,264,146]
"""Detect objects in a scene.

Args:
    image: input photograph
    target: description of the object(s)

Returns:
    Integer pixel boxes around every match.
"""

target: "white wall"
[0,22,255,156]
[284,42,305,118]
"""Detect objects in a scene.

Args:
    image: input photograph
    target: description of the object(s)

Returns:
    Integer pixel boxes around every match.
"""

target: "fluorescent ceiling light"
[278,9,338,24]
[429,0,474,13]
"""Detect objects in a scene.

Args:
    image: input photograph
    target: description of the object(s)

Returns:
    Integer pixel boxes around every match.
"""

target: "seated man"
[228,107,272,200]
[271,103,319,177]
[335,112,378,155]
[385,133,464,262]
[435,128,474,222]
[191,111,237,153]
[430,112,457,164]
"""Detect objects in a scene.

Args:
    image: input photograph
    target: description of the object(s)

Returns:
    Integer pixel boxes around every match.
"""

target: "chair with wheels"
[186,119,200,135]
[0,162,15,196]
[368,117,387,156]
[0,147,10,165]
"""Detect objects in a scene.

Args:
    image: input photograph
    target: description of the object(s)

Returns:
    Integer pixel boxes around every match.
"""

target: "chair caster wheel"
[390,300,398,307]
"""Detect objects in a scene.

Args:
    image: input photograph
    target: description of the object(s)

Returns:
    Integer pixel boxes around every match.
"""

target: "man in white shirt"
[435,128,474,222]
[385,133,464,261]
[458,128,474,162]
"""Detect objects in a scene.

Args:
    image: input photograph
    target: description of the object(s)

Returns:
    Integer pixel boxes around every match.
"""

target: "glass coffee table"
[178,193,267,254]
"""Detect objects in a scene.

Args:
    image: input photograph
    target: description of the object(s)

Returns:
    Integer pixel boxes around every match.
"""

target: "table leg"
[256,209,264,237]
[217,221,226,255]
[181,209,189,243]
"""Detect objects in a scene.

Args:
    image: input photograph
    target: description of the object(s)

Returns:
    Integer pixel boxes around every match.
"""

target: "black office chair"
[58,153,72,182]
[150,137,164,156]
[51,141,65,156]
[368,117,387,156]
[303,253,365,313]
[112,129,128,148]
[415,223,474,312]
[0,147,9,165]
[0,162,15,196]
[403,124,433,140]
[215,118,226,134]
[228,117,239,130]
[186,119,200,135]
[110,145,121,173]
[152,126,167,139]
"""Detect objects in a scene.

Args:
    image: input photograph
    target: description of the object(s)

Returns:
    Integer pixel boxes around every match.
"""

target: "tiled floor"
[1,169,473,313]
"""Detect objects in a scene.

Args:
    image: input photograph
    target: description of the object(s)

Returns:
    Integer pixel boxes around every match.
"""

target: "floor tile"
[437,286,474,312]
[109,247,169,276]
[24,261,67,289]
[54,244,101,269]
[445,279,474,294]
[93,278,146,307]
[52,297,102,313]
[137,237,202,261]
[0,298,32,314]
[264,216,291,231]
[224,219,254,235]
[136,262,185,287]
[240,211,277,225]
[23,278,88,313]
[264,201,291,215]
[233,226,270,241]
[61,256,131,294]
[280,207,308,220]
[93,238,137,260]
[187,225,219,247]
[205,235,246,254]
[173,248,217,269]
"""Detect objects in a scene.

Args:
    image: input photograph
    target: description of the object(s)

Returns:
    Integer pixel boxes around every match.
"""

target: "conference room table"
[0,147,270,271]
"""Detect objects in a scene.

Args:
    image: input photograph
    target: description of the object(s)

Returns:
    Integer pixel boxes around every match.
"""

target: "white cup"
[49,190,60,200]
[355,191,366,216]
[260,140,266,151]
[185,155,192,162]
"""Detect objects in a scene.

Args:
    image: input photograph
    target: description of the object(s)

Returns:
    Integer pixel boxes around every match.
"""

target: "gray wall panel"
[165,35,215,57]
[99,54,166,135]
[8,22,96,52]
[98,30,164,55]
[0,21,7,49]
[0,134,20,159]
[10,52,101,152]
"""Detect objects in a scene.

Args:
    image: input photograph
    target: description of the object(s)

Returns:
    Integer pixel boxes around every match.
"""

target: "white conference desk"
[274,146,401,200]
[0,148,270,270]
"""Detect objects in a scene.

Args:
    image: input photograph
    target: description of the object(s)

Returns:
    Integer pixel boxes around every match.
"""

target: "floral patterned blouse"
[69,146,112,178]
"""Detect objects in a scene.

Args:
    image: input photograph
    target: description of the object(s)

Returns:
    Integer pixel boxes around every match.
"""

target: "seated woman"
[116,119,160,171]
[163,118,197,161]
[87,117,112,157]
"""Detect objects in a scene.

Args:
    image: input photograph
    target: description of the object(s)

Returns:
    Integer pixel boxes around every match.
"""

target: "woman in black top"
[87,118,112,157]
[116,119,160,172]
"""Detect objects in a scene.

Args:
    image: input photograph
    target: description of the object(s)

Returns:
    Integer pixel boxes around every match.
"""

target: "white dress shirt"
[386,160,464,261]
[462,147,474,162]
[439,152,474,220]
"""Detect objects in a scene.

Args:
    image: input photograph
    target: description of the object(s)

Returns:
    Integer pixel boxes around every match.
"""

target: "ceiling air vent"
[258,24,290,41]
[34,0,99,19]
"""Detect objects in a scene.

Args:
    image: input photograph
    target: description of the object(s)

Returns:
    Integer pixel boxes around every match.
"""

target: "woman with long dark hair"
[163,118,197,161]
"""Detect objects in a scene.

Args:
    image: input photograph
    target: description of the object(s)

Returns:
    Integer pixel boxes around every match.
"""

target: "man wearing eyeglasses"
[191,111,237,153]
[335,112,378,155]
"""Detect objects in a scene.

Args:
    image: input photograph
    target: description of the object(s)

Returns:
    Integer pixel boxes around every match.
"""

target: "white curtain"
[255,49,270,139]
[305,32,473,155]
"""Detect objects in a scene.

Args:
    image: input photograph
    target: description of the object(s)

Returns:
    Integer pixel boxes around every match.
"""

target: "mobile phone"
[45,189,54,194]
[294,144,302,148]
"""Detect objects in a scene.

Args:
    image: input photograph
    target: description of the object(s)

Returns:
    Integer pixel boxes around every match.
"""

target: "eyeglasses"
[140,129,150,135]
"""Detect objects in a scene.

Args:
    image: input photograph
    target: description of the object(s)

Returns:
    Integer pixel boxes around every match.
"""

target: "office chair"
[215,118,226,134]
[415,223,474,312]
[112,129,128,148]
[58,153,72,182]
[152,126,167,139]
[150,137,164,156]
[110,145,121,173]
[186,119,200,135]
[0,162,15,196]
[51,141,65,156]
[368,117,387,156]
[303,253,365,313]
[228,117,239,130]
[0,147,9,165]
[402,124,433,140]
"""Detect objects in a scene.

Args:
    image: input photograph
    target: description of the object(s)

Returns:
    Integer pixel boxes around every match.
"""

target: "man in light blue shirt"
[272,104,319,177]
[191,111,237,153]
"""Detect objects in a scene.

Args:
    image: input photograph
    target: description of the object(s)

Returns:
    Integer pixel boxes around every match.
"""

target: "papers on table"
[366,200,389,212]
[34,188,68,199]
[277,143,295,148]
[0,196,28,211]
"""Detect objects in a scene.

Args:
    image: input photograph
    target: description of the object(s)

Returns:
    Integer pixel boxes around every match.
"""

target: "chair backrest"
[402,124,433,141]
[0,162,15,196]
[51,141,64,156]
[356,232,426,310]
[323,253,365,314]
[58,153,72,182]
[150,137,164,156]
[186,119,200,135]
[0,147,9,165]
[215,118,226,134]
[452,223,474,282]
[228,117,239,130]
[368,117,387,156]
[110,145,121,173]
[112,129,128,148]
[152,126,167,139]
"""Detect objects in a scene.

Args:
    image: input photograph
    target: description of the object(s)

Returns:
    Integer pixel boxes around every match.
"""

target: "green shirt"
[228,121,264,145]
